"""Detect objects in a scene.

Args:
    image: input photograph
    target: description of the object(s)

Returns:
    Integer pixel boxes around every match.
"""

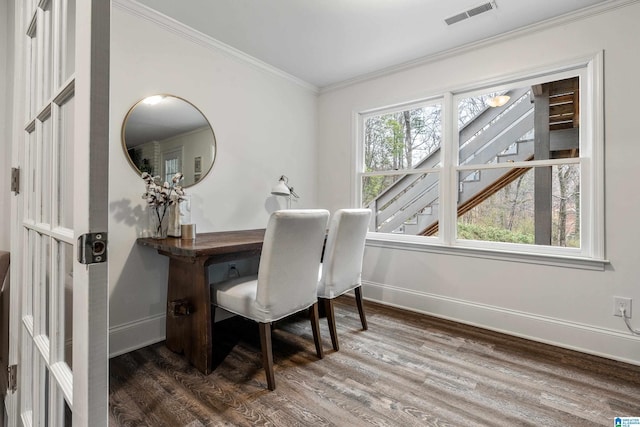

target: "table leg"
[166,256,212,374]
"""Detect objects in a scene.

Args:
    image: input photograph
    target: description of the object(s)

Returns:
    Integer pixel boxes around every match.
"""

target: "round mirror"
[122,95,216,187]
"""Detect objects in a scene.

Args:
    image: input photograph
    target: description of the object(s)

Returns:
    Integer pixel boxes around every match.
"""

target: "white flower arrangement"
[141,172,186,237]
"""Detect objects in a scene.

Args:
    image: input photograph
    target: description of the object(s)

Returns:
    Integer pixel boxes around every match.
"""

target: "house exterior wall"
[317,2,640,365]
[109,3,319,355]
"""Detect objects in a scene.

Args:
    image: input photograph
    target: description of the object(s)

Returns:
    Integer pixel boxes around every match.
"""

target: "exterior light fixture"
[486,95,510,108]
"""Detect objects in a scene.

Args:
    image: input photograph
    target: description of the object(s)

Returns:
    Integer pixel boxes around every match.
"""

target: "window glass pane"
[364,104,442,172]
[59,241,73,370]
[364,172,440,236]
[164,156,180,183]
[41,117,52,224]
[458,77,580,167]
[58,97,74,228]
[458,164,580,247]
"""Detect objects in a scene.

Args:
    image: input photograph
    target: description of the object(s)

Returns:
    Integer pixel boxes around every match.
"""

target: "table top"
[137,228,265,258]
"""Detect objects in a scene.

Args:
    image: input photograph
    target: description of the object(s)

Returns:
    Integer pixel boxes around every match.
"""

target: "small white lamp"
[271,175,299,208]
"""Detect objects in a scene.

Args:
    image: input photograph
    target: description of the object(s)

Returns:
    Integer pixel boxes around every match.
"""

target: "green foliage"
[457,222,534,244]
[362,175,387,206]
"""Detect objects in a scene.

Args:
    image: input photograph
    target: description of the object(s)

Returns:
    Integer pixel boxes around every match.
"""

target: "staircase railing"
[367,87,535,234]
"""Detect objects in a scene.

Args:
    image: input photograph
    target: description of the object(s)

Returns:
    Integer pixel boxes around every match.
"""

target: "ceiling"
[135,0,610,88]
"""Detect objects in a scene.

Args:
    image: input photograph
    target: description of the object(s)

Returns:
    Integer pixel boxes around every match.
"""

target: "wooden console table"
[137,229,265,374]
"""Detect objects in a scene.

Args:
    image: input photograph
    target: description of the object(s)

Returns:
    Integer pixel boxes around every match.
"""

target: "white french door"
[8,0,109,425]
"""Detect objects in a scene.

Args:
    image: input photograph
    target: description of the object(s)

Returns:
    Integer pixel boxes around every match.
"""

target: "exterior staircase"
[367,77,579,236]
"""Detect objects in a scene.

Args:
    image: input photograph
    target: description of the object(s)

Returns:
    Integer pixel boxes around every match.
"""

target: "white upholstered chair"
[211,209,329,390]
[318,208,371,351]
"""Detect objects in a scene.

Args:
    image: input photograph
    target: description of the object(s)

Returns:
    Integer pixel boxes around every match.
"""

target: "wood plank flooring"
[109,296,640,426]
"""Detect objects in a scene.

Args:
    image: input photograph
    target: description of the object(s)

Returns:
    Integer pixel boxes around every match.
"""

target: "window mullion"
[441,92,456,246]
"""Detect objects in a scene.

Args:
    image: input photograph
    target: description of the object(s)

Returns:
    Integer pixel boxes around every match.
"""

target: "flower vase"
[148,205,169,239]
[167,203,181,237]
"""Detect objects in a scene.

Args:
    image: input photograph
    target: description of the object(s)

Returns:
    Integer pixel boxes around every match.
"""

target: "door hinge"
[77,232,108,264]
[10,167,19,194]
[8,365,17,393]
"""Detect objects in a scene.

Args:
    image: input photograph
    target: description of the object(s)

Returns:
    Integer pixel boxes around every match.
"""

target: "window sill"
[365,234,609,271]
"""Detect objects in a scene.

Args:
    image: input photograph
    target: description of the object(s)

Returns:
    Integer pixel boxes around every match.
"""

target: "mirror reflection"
[122,95,216,187]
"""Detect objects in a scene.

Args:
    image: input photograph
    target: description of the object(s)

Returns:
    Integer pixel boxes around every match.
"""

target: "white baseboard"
[109,309,237,358]
[109,313,166,358]
[109,282,640,366]
[362,280,640,367]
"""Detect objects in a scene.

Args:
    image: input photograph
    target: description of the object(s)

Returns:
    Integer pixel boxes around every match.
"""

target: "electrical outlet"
[613,297,632,318]
[227,263,239,278]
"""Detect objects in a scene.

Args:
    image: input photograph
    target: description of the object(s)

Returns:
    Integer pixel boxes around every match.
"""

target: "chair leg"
[258,322,276,391]
[320,297,339,351]
[354,286,368,331]
[308,303,324,359]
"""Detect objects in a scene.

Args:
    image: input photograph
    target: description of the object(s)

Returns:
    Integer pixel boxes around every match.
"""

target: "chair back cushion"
[256,209,329,318]
[318,209,371,298]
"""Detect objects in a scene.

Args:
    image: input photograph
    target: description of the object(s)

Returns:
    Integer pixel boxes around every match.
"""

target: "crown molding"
[112,0,319,94]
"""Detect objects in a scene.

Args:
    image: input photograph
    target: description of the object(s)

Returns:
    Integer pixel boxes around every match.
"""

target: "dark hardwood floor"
[109,296,640,426]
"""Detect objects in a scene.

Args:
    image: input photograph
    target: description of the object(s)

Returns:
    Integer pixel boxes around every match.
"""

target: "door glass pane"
[27,130,36,221]
[43,363,50,427]
[59,241,73,369]
[41,117,52,224]
[42,236,51,337]
[25,229,34,318]
[42,4,53,101]
[64,399,72,427]
[34,355,50,426]
[58,97,74,228]
[63,0,75,81]
[53,388,73,427]
[21,329,34,421]
[28,34,37,117]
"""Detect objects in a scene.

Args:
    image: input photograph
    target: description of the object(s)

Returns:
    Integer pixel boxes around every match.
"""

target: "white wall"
[317,3,640,365]
[109,3,319,355]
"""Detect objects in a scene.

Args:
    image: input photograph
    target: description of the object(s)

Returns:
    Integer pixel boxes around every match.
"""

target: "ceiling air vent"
[445,1,496,26]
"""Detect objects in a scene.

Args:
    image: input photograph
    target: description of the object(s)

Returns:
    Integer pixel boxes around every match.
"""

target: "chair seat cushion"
[212,274,261,318]
[212,275,313,323]
[317,264,360,299]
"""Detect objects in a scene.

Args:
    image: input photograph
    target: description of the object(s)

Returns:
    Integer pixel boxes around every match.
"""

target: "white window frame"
[161,147,183,184]
[354,52,605,270]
